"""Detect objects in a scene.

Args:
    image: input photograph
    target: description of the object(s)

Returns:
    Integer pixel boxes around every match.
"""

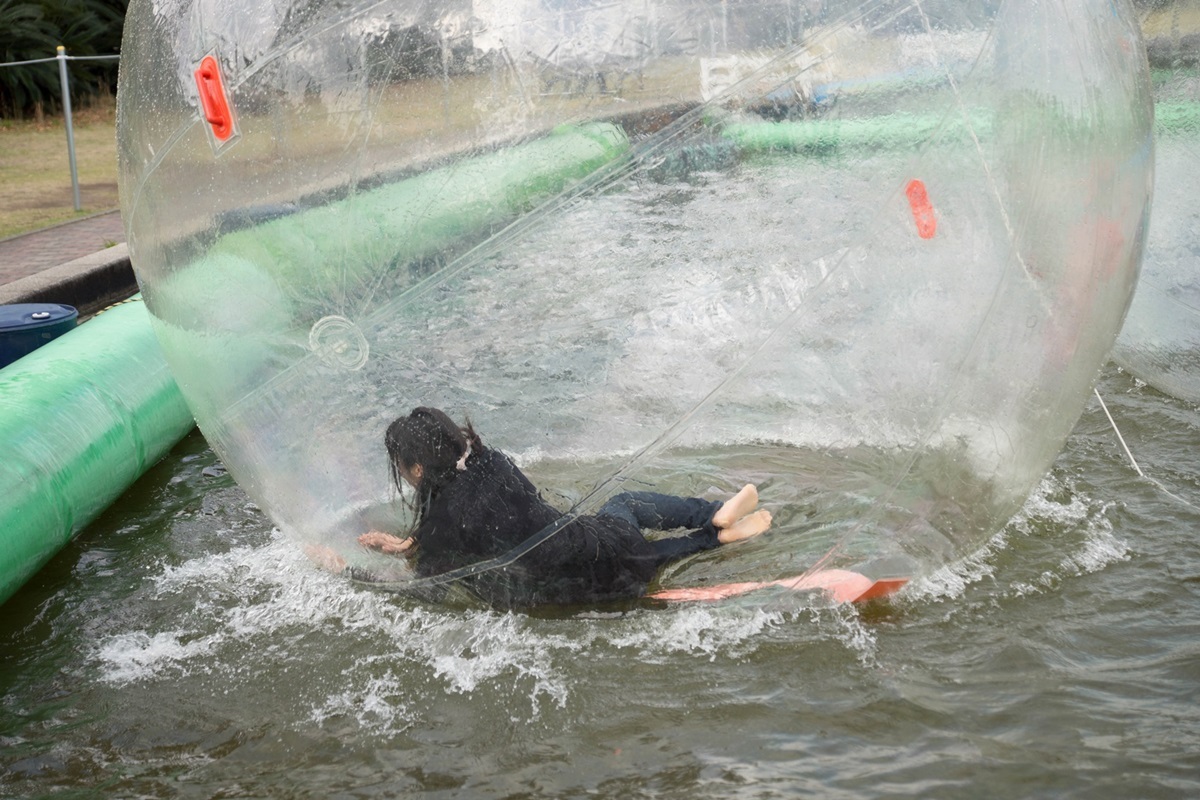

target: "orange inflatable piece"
[194,54,237,143]
[650,569,908,604]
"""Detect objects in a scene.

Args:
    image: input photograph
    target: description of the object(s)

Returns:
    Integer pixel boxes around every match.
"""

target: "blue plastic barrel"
[0,304,79,369]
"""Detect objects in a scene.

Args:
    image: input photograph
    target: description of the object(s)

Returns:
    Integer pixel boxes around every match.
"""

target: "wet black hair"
[385,407,483,529]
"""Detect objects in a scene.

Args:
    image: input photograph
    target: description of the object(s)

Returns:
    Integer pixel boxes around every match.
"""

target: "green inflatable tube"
[720,109,996,156]
[0,298,194,606]
[721,99,1196,156]
[198,122,631,306]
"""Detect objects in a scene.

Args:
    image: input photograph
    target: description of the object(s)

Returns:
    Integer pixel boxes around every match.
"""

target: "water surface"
[1,366,1198,798]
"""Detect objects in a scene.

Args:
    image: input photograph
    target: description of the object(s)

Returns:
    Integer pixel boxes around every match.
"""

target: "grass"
[0,98,118,240]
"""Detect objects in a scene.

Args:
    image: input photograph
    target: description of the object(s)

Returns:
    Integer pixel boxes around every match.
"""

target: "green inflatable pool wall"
[0,299,195,606]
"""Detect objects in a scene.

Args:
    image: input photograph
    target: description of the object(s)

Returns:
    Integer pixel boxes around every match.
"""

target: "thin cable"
[1094,387,1200,512]
[1093,388,1143,477]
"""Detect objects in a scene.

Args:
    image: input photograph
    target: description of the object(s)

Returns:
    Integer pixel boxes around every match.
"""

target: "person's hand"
[358,530,414,555]
[305,543,346,573]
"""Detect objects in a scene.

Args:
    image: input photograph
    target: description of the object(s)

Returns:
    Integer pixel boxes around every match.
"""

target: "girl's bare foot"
[712,484,759,529]
[717,509,771,544]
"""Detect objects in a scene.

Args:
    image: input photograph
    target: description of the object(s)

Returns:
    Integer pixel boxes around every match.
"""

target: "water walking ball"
[117,0,1153,593]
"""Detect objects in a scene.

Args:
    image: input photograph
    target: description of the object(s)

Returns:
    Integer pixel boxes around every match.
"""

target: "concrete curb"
[0,243,139,316]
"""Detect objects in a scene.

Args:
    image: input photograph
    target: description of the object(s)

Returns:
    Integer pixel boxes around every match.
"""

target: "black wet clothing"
[409,447,721,608]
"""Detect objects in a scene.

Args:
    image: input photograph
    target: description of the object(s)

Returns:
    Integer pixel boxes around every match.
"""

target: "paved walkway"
[0,211,126,286]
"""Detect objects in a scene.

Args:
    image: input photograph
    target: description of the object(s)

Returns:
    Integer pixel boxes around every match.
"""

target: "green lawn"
[0,100,118,240]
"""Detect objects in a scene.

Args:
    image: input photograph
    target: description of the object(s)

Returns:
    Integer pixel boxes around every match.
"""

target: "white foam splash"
[1013,477,1094,530]
[91,526,888,728]
[605,605,783,661]
[419,611,579,709]
[94,531,379,686]
[94,630,220,685]
[821,603,880,668]
[1060,518,1128,576]
[904,528,1006,603]
[308,668,419,737]
[905,473,1130,603]
[1007,476,1129,595]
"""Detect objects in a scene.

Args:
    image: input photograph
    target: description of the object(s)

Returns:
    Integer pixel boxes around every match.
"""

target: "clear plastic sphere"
[117,0,1152,594]
[1110,2,1200,401]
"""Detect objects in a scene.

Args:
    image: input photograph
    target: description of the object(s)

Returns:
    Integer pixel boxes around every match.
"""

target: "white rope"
[1093,388,1144,477]
[1095,387,1200,511]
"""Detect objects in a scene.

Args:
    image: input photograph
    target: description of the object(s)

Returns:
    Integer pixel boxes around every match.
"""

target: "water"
[1,365,1197,798]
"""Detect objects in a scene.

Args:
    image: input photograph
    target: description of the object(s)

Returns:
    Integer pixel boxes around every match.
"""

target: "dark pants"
[598,491,723,568]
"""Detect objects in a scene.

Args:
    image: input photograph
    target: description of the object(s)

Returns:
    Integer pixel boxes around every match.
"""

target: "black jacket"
[409,448,710,608]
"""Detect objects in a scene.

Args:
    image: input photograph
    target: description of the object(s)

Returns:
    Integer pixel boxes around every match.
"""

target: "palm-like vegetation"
[1,0,128,117]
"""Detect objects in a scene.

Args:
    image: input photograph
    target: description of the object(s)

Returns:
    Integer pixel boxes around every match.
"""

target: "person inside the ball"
[318,406,770,608]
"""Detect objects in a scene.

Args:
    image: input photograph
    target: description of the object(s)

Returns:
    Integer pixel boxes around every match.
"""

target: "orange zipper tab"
[194,53,239,150]
[905,179,937,240]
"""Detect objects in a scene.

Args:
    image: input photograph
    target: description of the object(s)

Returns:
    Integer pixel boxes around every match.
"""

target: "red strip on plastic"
[905,179,937,239]
[194,55,234,142]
